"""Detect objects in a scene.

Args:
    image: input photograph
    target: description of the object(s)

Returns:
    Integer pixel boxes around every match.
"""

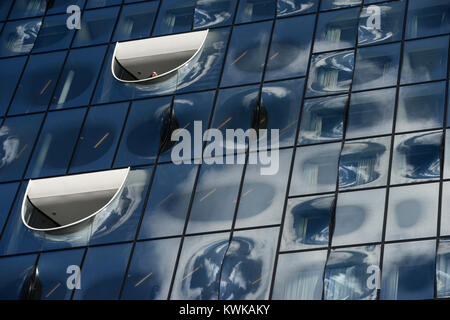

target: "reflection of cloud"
[278,0,315,16]
[9,21,41,53]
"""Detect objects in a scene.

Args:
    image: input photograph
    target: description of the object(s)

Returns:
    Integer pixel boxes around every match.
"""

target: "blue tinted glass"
[396,81,445,133]
[347,88,395,139]
[0,0,13,20]
[47,0,86,14]
[33,14,76,52]
[298,94,347,144]
[122,238,180,300]
[235,148,292,228]
[0,56,27,116]
[89,167,151,245]
[260,78,304,148]
[153,0,195,36]
[0,254,37,299]
[194,0,237,29]
[221,21,272,87]
[401,36,449,84]
[72,7,120,47]
[339,136,391,189]
[314,7,359,53]
[381,240,435,300]
[26,108,86,179]
[10,0,46,19]
[281,195,332,250]
[139,163,198,239]
[359,0,405,46]
[391,130,442,184]
[86,0,121,8]
[113,1,158,42]
[320,0,361,10]
[9,51,66,115]
[0,114,44,182]
[406,0,450,39]
[69,102,128,173]
[353,42,400,91]
[73,243,132,299]
[324,245,380,300]
[0,19,42,58]
[306,50,354,97]
[235,0,276,23]
[290,143,341,196]
[51,46,107,109]
[38,249,85,300]
[187,158,243,233]
[0,182,20,233]
[265,15,314,81]
[171,232,229,299]
[220,227,278,300]
[437,238,450,298]
[114,97,173,167]
[272,250,326,300]
[158,91,216,163]
[277,0,316,17]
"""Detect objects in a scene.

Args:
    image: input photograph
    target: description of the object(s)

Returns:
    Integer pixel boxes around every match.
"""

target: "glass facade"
[0,0,449,301]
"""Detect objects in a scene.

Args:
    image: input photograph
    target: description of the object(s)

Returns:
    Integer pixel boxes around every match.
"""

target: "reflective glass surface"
[0,18,41,58]
[0,56,26,116]
[277,0,316,17]
[0,254,37,299]
[194,0,238,29]
[235,0,276,23]
[320,0,361,10]
[406,0,450,39]
[33,14,76,52]
[153,0,195,36]
[113,1,158,42]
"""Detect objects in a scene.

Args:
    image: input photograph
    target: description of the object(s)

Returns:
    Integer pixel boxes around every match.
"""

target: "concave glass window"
[153,0,196,36]
[406,0,450,39]
[0,18,42,58]
[113,1,158,42]
[277,0,317,17]
[33,14,75,52]
[194,0,238,29]
[235,0,276,23]
[10,0,46,19]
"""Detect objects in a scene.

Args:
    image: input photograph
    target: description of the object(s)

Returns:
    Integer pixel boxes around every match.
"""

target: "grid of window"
[0,0,450,300]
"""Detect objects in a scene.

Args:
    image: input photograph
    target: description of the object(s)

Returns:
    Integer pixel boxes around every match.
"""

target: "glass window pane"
[339,136,391,189]
[221,21,272,87]
[113,1,158,42]
[235,148,292,228]
[314,8,359,53]
[0,0,13,20]
[265,14,314,81]
[290,143,341,196]
[114,96,173,167]
[220,227,278,300]
[324,245,380,300]
[298,94,347,145]
[346,88,395,139]
[406,0,450,39]
[153,0,195,36]
[272,250,326,300]
[306,50,354,97]
[391,130,442,184]
[353,42,400,91]
[72,7,120,47]
[0,114,44,182]
[437,238,450,298]
[396,81,445,133]
[47,0,86,14]
[73,243,132,300]
[401,36,449,84]
[381,240,435,300]
[9,51,66,115]
[235,0,276,23]
[171,232,229,300]
[139,163,198,239]
[440,182,450,236]
[281,195,333,250]
[277,0,317,17]
[0,182,20,234]
[358,0,405,46]
[122,238,180,300]
[32,14,75,52]
[385,183,438,241]
[51,46,107,110]
[10,0,46,19]
[320,0,361,10]
[69,102,128,173]
[86,0,121,9]
[26,108,86,179]
[0,18,42,58]
[0,56,27,116]
[0,254,37,299]
[333,189,385,246]
[194,0,238,29]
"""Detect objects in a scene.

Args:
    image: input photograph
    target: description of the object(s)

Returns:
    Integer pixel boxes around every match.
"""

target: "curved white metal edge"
[111,29,209,83]
[21,167,131,232]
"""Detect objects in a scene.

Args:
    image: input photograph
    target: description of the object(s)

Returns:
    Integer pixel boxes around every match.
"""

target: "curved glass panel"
[10,0,46,19]
[440,182,450,236]
[33,14,76,52]
[281,195,333,251]
[320,0,361,10]
[47,0,86,14]
[235,0,276,23]
[277,0,316,17]
[391,131,442,184]
[0,0,13,21]
[333,189,385,246]
[0,18,41,58]
[0,56,27,116]
[272,250,326,300]
[324,245,380,300]
[406,0,450,39]
[113,1,158,42]
[437,238,450,298]
[0,254,37,300]
[0,182,20,234]
[385,183,438,241]
[194,0,238,29]
[153,0,195,36]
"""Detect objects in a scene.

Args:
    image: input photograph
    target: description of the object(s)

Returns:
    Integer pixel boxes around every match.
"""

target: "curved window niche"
[21,168,130,233]
[111,29,209,84]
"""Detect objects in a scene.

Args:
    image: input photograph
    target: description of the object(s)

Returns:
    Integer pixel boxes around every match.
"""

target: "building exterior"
[0,0,449,300]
